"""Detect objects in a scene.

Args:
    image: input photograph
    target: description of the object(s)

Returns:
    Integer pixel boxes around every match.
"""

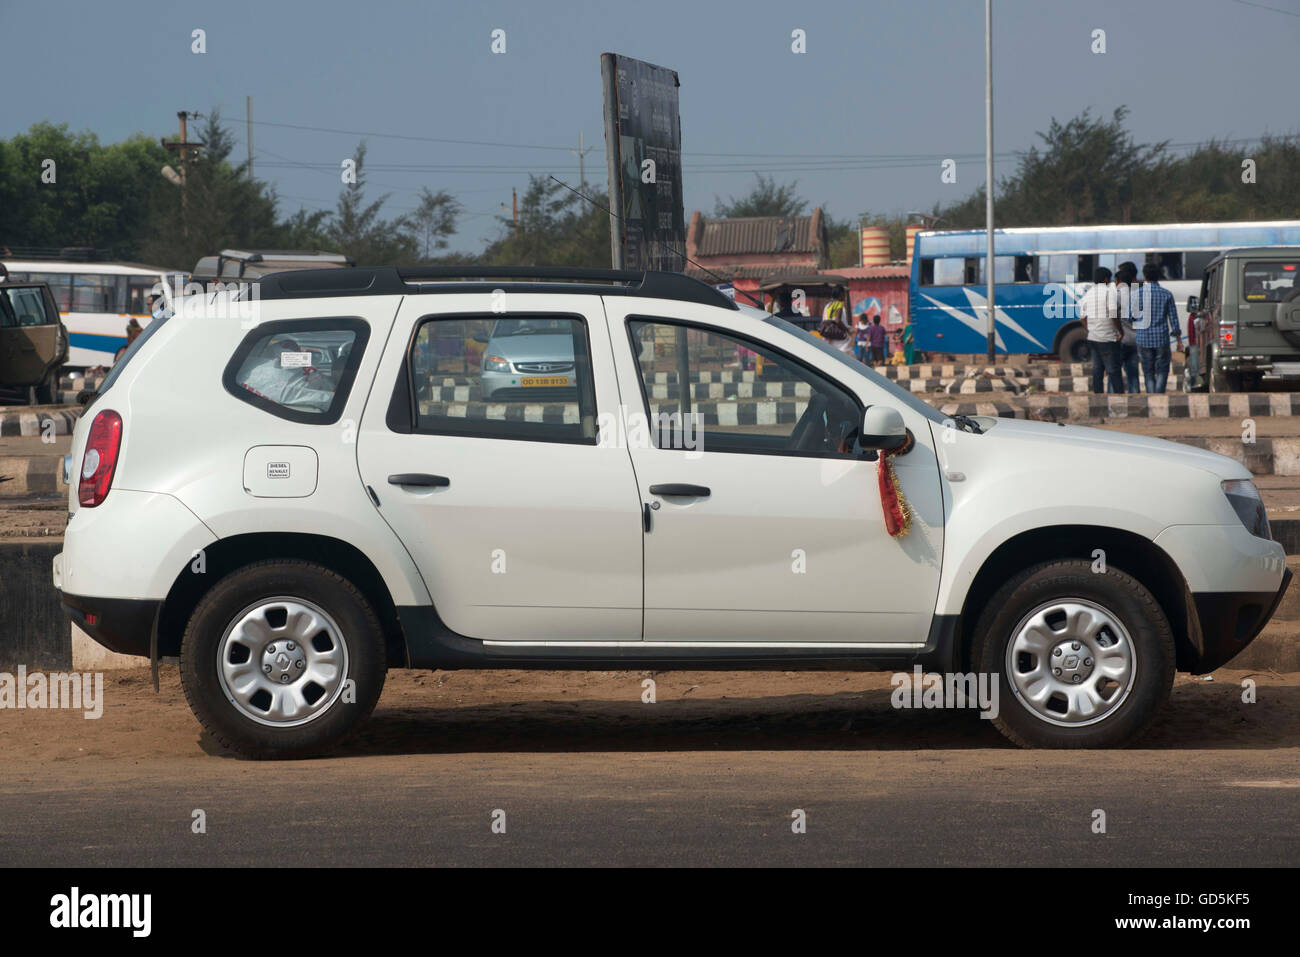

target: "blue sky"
[2,0,1297,253]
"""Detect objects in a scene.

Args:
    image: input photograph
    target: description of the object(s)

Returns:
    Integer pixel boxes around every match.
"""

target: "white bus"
[0,260,182,367]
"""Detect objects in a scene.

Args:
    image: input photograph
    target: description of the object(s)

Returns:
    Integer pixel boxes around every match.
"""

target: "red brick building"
[684,208,829,303]
[834,263,912,334]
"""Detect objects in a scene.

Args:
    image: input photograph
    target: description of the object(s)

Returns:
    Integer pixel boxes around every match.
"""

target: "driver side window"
[627,317,861,458]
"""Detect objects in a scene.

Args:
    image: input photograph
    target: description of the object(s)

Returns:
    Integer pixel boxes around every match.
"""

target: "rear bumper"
[1188,568,1292,672]
[59,592,158,658]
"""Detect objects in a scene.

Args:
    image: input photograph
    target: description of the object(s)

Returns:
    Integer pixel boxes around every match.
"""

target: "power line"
[1231,0,1300,18]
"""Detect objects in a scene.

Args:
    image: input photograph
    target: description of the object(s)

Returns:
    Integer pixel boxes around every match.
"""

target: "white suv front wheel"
[973,560,1175,748]
[180,560,387,758]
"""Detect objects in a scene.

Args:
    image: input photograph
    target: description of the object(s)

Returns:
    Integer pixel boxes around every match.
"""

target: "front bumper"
[1188,568,1292,672]
[60,592,159,658]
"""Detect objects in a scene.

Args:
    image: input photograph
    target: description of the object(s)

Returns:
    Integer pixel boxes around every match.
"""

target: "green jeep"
[1193,246,1300,392]
[0,279,69,405]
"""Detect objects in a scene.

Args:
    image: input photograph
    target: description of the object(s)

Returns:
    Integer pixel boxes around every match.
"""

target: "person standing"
[1114,262,1143,393]
[1131,262,1183,394]
[866,314,887,365]
[1079,267,1122,393]
[853,314,869,361]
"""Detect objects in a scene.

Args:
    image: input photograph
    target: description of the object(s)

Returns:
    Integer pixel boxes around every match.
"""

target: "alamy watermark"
[890,667,999,720]
[0,666,104,719]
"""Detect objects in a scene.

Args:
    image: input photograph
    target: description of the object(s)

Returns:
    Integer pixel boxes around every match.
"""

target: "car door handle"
[387,473,450,488]
[649,483,711,498]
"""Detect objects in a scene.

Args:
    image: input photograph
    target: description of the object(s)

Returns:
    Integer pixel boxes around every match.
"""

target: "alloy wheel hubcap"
[1005,598,1136,727]
[217,597,349,727]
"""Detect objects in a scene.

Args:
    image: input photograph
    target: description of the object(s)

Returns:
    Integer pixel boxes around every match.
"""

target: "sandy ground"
[3,666,1296,768]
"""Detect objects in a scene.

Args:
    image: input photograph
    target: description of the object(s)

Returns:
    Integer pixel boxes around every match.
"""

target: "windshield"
[491,318,571,337]
[760,312,946,425]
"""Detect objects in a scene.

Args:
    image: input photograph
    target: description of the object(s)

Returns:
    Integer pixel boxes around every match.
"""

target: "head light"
[1221,479,1270,540]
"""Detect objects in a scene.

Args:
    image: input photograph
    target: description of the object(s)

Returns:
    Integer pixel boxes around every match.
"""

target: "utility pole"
[246,96,254,180]
[570,131,594,193]
[161,111,205,229]
[512,187,518,226]
[984,0,996,362]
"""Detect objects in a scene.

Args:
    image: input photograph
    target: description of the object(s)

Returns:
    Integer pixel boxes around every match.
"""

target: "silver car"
[480,317,579,400]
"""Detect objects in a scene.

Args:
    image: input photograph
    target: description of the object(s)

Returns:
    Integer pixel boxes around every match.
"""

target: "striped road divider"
[0,407,81,438]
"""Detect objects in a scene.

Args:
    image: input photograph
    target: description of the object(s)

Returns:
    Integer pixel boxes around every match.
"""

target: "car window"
[25,273,72,311]
[627,317,862,458]
[762,313,948,425]
[223,318,368,424]
[1,286,55,326]
[409,314,597,444]
[1242,261,1300,302]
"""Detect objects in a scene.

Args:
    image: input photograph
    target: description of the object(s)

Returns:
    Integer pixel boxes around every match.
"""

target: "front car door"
[356,292,644,642]
[605,298,945,646]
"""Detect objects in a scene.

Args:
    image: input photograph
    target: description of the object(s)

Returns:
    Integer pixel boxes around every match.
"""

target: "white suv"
[53,266,1291,756]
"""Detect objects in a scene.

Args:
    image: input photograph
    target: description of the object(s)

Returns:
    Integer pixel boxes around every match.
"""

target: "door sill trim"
[481,640,928,650]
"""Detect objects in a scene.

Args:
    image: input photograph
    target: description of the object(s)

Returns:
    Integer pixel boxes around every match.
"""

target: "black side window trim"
[398,311,600,446]
[623,314,865,460]
[222,316,370,425]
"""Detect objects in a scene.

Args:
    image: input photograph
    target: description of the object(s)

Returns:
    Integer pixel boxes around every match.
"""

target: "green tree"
[0,122,169,259]
[410,186,461,259]
[480,175,611,267]
[713,173,808,218]
[936,106,1300,228]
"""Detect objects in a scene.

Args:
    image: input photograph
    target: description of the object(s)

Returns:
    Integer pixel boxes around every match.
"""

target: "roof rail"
[256,265,738,310]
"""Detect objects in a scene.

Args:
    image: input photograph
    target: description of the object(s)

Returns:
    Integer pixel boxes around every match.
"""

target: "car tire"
[31,367,59,406]
[1206,347,1240,393]
[972,559,1175,749]
[180,560,387,758]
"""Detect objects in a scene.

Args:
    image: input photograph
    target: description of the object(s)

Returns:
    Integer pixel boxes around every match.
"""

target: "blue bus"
[909,221,1300,360]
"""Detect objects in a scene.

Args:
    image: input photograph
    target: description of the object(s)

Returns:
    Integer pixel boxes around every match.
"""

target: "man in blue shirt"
[1131,262,1183,394]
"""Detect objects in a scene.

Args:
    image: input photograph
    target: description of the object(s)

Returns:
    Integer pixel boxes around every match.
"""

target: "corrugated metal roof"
[695,215,819,256]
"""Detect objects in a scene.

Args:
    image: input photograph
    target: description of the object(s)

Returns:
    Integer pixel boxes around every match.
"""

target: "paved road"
[1,670,1297,867]
[2,751,1298,867]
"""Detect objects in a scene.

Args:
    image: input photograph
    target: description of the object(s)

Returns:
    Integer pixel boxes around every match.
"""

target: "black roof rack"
[256,265,738,310]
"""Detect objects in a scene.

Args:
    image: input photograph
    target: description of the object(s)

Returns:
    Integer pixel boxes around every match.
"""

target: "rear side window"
[1242,261,1300,303]
[405,314,597,444]
[223,317,369,424]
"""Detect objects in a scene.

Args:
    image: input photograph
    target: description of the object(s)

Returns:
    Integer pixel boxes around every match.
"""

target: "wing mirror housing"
[1186,294,1199,313]
[860,406,910,452]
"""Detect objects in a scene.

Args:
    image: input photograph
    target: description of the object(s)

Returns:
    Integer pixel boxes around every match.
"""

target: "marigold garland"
[878,445,913,537]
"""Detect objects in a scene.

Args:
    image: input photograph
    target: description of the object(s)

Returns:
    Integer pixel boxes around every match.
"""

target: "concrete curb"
[0,407,80,437]
[0,454,67,498]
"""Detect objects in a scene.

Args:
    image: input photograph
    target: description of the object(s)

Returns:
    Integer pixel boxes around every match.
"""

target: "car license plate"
[520,376,569,387]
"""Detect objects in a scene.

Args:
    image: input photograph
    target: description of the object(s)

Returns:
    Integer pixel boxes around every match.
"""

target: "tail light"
[78,410,123,507]
[1219,318,1236,348]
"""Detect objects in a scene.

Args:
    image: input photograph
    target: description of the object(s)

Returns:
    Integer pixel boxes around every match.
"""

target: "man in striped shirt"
[1130,262,1183,394]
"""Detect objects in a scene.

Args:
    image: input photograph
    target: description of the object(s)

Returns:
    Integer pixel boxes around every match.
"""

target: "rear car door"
[605,299,944,645]
[356,293,644,642]
[1242,257,1300,352]
[0,284,63,386]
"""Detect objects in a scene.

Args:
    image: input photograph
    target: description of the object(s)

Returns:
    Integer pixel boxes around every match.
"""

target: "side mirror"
[471,333,490,344]
[1186,295,1199,313]
[860,406,909,452]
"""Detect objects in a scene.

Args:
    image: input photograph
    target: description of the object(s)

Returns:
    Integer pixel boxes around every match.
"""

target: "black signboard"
[600,53,686,272]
